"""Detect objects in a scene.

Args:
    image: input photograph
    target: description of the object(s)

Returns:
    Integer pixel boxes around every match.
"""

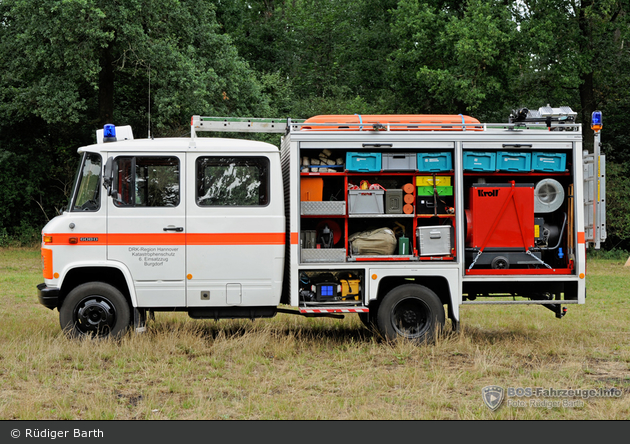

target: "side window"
[196,157,269,206]
[71,152,102,212]
[114,156,180,207]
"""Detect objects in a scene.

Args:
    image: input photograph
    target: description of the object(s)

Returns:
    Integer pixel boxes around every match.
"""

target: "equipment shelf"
[299,150,457,263]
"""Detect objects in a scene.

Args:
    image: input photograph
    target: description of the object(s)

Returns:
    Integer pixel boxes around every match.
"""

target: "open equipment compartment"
[298,141,457,265]
[463,145,573,274]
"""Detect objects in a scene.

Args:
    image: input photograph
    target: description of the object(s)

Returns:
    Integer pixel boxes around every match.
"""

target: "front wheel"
[59,282,131,339]
[377,284,445,343]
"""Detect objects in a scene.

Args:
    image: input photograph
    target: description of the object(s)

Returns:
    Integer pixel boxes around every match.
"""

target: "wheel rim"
[74,296,117,336]
[391,298,431,338]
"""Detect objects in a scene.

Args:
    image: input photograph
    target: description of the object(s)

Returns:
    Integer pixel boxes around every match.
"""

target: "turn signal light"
[69,237,78,244]
[43,236,53,244]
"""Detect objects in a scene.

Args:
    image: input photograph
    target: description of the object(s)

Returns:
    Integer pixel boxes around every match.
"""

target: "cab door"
[107,154,186,307]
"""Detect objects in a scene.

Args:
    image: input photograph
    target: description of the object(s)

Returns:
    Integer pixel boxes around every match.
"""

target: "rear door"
[185,153,285,308]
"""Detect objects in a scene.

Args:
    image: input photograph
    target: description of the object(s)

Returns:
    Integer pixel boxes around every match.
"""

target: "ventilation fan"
[534,179,564,213]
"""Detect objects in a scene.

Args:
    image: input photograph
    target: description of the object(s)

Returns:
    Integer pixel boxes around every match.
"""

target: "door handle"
[163,226,184,232]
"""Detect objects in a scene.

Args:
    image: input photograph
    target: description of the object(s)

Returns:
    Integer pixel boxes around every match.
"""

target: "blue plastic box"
[463,151,496,171]
[417,152,452,172]
[346,152,382,172]
[497,151,532,172]
[532,152,567,172]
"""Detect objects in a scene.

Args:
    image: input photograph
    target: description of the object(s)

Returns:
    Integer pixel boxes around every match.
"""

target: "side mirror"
[103,157,117,197]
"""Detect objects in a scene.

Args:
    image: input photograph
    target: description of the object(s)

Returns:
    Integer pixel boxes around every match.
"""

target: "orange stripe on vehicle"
[290,232,299,244]
[108,233,185,245]
[44,232,285,246]
[187,233,285,245]
[577,232,585,244]
[41,248,53,279]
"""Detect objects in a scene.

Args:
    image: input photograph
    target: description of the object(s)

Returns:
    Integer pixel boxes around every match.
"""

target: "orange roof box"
[301,114,482,131]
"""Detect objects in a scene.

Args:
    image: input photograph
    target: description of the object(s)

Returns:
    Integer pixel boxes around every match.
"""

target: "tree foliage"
[0,0,268,238]
[1,0,630,248]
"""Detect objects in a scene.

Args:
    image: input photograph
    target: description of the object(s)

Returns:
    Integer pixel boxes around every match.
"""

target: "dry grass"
[0,247,628,419]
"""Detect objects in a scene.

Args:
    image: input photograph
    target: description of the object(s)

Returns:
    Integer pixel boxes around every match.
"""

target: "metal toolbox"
[416,225,454,256]
[301,248,346,263]
[301,201,346,215]
[385,190,403,214]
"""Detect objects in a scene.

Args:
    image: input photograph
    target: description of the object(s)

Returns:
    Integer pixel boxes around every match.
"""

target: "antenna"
[147,64,151,139]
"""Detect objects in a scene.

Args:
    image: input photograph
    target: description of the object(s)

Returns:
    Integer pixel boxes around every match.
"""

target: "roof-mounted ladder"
[191,116,298,137]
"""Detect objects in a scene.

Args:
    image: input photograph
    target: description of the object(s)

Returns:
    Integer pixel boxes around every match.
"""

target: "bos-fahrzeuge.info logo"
[482,386,623,410]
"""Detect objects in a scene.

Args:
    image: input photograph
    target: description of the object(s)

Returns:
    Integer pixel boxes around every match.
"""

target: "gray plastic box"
[382,153,417,171]
[416,225,453,256]
[348,190,385,214]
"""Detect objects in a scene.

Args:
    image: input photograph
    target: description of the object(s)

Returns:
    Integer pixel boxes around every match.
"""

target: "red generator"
[465,182,542,269]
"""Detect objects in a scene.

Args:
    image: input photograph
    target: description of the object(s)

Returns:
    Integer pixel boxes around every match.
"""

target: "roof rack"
[191,111,581,136]
[190,115,486,135]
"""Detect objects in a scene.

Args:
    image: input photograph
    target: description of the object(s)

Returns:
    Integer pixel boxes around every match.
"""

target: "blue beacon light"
[103,124,117,143]
[591,111,602,132]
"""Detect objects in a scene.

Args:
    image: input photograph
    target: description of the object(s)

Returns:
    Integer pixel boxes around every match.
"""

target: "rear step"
[277,306,368,320]
[299,307,369,314]
[462,299,575,319]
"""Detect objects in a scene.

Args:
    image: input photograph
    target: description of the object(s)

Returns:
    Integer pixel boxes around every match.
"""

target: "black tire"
[377,284,445,343]
[59,282,131,339]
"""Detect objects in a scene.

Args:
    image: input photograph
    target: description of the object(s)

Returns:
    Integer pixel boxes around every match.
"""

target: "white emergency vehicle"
[37,107,606,341]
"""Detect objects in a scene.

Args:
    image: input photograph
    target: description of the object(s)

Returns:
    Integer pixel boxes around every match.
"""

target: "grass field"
[0,247,628,420]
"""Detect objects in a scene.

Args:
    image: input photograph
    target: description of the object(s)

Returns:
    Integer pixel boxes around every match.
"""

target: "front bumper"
[37,283,60,310]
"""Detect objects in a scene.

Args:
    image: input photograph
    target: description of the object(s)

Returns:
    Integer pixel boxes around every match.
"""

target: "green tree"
[0,0,269,133]
[389,0,522,117]
[213,0,399,117]
[0,0,270,238]
[515,0,630,153]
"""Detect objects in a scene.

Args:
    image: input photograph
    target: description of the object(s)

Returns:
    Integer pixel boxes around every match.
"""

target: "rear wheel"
[59,282,131,339]
[377,284,445,343]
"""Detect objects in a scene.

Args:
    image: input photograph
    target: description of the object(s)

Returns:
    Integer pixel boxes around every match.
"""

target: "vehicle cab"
[38,125,285,337]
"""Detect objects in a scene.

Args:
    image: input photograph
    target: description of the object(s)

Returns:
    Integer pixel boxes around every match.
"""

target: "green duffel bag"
[349,227,397,255]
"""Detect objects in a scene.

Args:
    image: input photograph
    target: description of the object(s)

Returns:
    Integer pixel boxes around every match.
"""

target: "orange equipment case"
[301,114,483,131]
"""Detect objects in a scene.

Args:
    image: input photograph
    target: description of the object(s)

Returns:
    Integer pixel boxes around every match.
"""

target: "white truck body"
[37,110,606,341]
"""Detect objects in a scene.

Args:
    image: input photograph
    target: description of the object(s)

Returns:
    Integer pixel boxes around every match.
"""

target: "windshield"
[71,152,102,212]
